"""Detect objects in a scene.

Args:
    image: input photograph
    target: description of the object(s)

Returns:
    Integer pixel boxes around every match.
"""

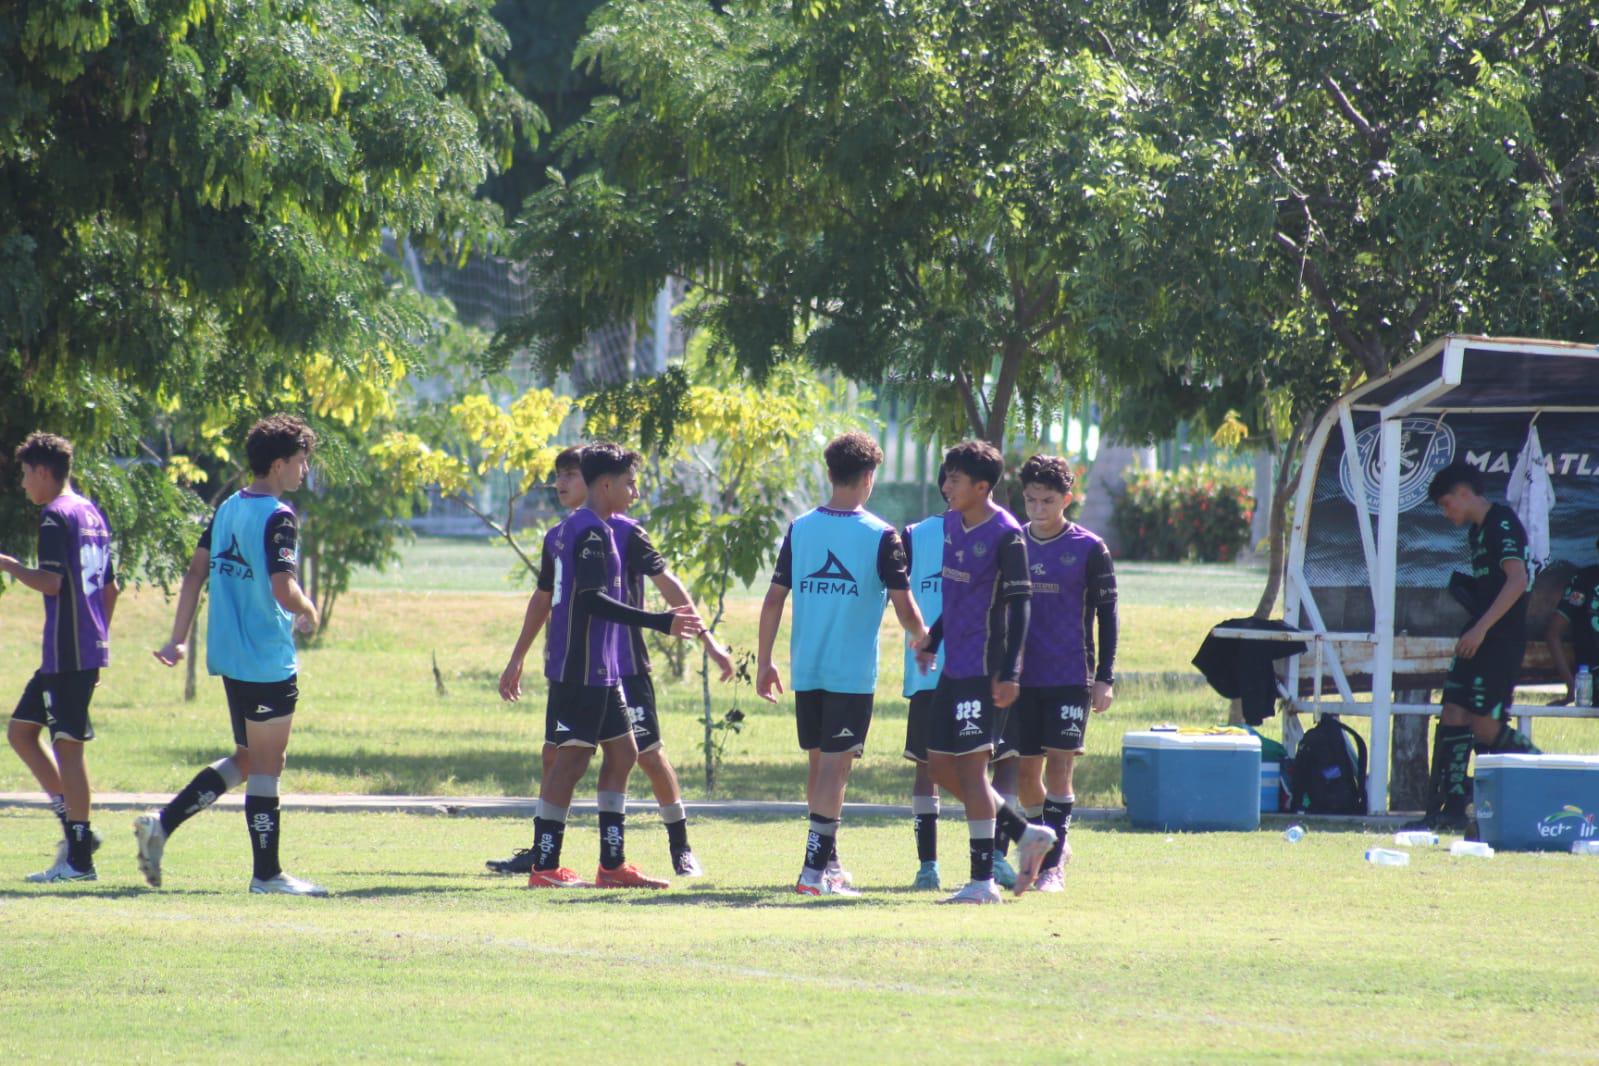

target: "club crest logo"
[1339,417,1456,514]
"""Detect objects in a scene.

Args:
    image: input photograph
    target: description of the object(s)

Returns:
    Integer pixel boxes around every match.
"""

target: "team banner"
[1303,410,1599,638]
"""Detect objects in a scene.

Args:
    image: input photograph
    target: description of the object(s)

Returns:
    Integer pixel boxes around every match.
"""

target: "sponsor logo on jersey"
[214,534,255,580]
[799,550,859,596]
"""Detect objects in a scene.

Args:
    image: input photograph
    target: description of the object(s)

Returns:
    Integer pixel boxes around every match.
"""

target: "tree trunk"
[1390,692,1431,812]
[1076,440,1155,554]
[184,607,199,702]
[1253,418,1312,619]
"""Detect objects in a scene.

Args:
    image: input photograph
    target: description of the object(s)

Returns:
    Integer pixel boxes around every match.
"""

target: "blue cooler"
[1260,762,1282,813]
[1474,754,1599,852]
[1122,731,1262,831]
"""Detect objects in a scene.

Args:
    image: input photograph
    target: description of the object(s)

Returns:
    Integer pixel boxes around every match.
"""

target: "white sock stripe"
[596,790,627,814]
[911,796,940,815]
[211,757,244,790]
[537,800,569,823]
[658,801,686,823]
[966,818,997,840]
[245,774,279,798]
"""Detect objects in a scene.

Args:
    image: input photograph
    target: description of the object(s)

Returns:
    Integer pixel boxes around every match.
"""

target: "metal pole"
[1369,418,1402,813]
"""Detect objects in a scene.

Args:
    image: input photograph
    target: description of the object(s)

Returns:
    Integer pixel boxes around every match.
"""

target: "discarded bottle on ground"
[1571,840,1599,856]
[1364,848,1410,867]
[1449,840,1494,858]
[1283,824,1306,843]
[1576,665,1593,708]
[1393,830,1439,847]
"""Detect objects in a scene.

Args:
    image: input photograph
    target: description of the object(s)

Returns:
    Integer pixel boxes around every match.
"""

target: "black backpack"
[1287,716,1368,814]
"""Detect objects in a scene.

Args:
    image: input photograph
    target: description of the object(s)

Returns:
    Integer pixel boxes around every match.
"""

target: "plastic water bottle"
[1576,665,1593,708]
[1449,840,1494,858]
[1393,830,1439,847]
[1283,824,1306,843]
[1364,848,1410,867]
[1570,840,1599,856]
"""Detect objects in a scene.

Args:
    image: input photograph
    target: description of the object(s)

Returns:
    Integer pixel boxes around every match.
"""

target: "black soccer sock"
[244,776,282,882]
[49,793,68,832]
[598,790,627,870]
[160,758,241,837]
[993,793,1030,847]
[1487,722,1539,755]
[1043,793,1073,868]
[1024,803,1044,824]
[65,821,94,871]
[532,802,568,871]
[803,814,838,877]
[968,819,996,882]
[912,796,939,864]
[1430,725,1474,817]
[660,801,690,855]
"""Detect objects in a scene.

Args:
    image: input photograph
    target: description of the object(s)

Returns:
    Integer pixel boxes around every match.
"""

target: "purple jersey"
[608,513,668,677]
[37,490,114,673]
[540,508,625,685]
[939,506,1030,679]
[1020,523,1116,687]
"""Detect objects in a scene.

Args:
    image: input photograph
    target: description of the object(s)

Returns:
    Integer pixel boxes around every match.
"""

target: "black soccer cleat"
[486,848,538,875]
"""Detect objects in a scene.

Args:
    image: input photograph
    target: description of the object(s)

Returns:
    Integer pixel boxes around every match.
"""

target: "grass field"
[5,538,1599,1063]
[3,808,1598,1063]
[1,537,1595,808]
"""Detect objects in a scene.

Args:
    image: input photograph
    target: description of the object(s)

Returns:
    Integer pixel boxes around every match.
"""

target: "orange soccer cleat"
[594,863,670,889]
[527,867,592,889]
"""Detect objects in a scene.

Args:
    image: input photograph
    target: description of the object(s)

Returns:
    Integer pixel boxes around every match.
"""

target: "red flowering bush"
[1111,463,1253,562]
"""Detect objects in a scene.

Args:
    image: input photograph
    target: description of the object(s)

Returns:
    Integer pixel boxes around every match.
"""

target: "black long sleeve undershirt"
[997,597,1029,684]
[1091,600,1118,684]
[576,588,675,633]
[922,616,943,652]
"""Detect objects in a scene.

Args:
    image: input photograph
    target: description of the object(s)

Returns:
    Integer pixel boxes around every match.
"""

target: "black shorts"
[1014,684,1092,755]
[795,690,873,755]
[621,673,662,753]
[928,674,999,757]
[222,675,299,747]
[903,690,935,763]
[546,680,630,748]
[11,669,99,743]
[1442,637,1525,720]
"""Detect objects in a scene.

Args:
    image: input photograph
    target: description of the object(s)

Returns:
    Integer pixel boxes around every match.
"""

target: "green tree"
[1,0,537,578]
[493,0,1168,447]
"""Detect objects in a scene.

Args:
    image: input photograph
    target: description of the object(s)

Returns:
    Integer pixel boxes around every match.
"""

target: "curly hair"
[245,415,317,476]
[1019,454,1075,494]
[823,431,884,484]
[15,432,74,481]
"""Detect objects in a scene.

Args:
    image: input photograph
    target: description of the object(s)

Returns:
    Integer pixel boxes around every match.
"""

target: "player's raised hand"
[153,640,186,667]
[706,640,736,682]
[667,604,704,639]
[499,658,524,702]
[756,662,783,703]
[992,678,1020,709]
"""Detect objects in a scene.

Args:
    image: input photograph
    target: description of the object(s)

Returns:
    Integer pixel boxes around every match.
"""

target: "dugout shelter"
[1220,335,1599,813]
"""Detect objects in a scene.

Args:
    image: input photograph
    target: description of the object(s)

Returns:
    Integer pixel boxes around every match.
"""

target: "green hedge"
[1111,464,1254,562]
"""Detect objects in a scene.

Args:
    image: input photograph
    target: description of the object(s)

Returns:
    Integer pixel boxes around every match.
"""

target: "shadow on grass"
[0,886,179,900]
[159,745,539,795]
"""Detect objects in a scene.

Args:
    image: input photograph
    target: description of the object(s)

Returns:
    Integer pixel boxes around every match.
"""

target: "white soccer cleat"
[795,873,860,897]
[26,859,96,884]
[941,879,1003,904]
[133,813,167,888]
[823,858,854,889]
[1011,824,1058,896]
[250,872,329,897]
[1034,865,1066,893]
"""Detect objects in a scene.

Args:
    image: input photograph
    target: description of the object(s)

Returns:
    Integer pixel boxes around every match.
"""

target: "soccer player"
[1545,538,1599,705]
[1413,462,1539,832]
[521,443,703,889]
[901,470,947,890]
[492,446,733,877]
[4,432,116,883]
[141,415,327,895]
[756,431,926,897]
[1011,455,1117,891]
[916,440,1056,903]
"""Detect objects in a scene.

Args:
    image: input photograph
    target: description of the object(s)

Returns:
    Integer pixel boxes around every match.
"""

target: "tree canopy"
[1,0,536,577]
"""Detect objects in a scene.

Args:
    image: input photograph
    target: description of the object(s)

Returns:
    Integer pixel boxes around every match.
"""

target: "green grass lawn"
[1,539,1594,807]
[2,808,1597,1063]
